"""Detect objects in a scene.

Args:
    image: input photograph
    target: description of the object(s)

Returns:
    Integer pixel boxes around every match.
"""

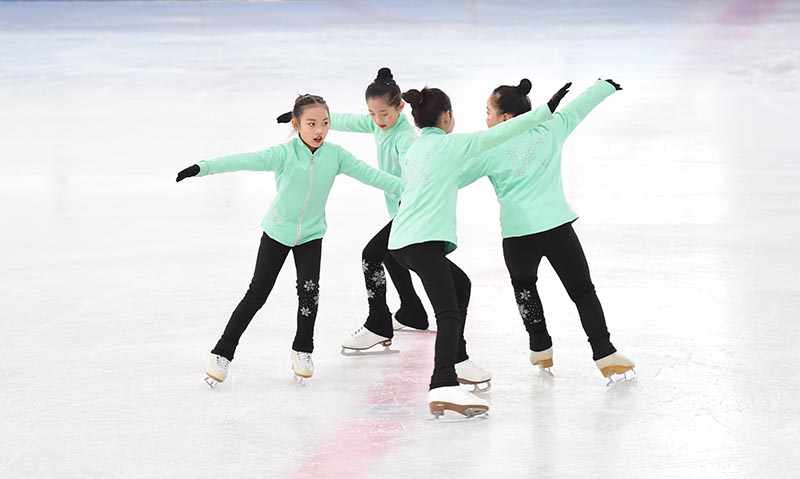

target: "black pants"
[362,221,428,337]
[211,233,322,361]
[390,242,470,389]
[502,222,615,360]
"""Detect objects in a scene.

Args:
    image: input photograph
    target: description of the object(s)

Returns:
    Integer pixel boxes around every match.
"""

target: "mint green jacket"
[459,80,616,238]
[387,105,553,253]
[330,112,416,217]
[197,137,403,247]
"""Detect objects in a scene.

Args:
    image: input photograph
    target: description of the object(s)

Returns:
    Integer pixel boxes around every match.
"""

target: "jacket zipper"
[295,151,315,245]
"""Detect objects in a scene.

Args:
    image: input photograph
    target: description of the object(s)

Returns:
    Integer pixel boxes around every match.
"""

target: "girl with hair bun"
[387,84,560,418]
[459,78,637,386]
[176,93,403,388]
[327,68,431,354]
[278,69,429,357]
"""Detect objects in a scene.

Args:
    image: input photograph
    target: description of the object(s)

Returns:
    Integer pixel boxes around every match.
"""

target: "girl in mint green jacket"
[387,85,557,417]
[280,68,429,352]
[459,79,636,386]
[176,94,403,388]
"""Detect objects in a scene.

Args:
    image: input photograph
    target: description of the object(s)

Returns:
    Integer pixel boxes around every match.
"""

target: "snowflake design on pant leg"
[518,303,529,319]
[371,270,386,287]
[313,294,319,305]
[361,259,369,273]
[366,289,375,299]
[304,279,317,292]
[300,307,311,317]
[518,289,532,301]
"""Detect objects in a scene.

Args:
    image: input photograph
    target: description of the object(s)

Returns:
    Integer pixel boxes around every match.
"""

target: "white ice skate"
[340,326,398,356]
[428,385,489,420]
[204,353,230,390]
[595,351,637,386]
[392,317,434,333]
[292,350,314,386]
[455,359,492,393]
[530,347,554,377]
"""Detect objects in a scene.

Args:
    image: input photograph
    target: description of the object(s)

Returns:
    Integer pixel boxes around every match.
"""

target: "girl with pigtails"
[280,68,430,355]
[458,78,637,386]
[176,94,403,388]
[387,83,566,418]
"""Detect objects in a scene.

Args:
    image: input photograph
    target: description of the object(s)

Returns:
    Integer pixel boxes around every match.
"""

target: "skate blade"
[203,376,219,390]
[426,406,489,423]
[457,379,492,393]
[340,346,400,357]
[293,374,309,387]
[539,366,555,378]
[606,368,637,387]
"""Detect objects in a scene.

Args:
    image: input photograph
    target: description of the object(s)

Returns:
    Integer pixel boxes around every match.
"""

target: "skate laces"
[465,359,487,374]
[215,355,230,371]
[296,352,312,365]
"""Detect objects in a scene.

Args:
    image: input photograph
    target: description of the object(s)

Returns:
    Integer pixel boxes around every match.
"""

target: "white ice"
[1,1,799,478]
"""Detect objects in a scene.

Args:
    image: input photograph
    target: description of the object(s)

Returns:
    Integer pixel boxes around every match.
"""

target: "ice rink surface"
[1,1,799,477]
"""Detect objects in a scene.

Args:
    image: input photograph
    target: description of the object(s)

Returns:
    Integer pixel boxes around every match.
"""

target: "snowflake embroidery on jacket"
[519,148,535,164]
[303,280,317,292]
[300,307,311,317]
[506,148,518,159]
[515,168,527,178]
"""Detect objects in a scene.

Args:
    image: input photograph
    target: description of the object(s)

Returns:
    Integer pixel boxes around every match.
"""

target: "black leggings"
[362,221,427,337]
[502,222,615,360]
[211,233,322,361]
[391,242,470,389]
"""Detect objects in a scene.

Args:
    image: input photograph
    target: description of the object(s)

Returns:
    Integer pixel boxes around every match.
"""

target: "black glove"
[604,79,622,91]
[276,111,292,124]
[547,82,572,113]
[176,164,200,182]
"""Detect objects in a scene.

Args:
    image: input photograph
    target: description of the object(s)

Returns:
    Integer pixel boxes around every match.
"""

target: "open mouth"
[313,136,323,143]
[378,124,387,129]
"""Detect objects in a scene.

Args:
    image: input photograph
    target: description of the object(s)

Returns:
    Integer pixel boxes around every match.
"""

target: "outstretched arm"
[337,149,403,195]
[550,79,618,141]
[176,146,287,182]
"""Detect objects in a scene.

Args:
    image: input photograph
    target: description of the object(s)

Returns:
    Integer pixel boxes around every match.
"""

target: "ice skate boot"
[455,359,492,393]
[595,352,637,386]
[428,385,489,420]
[292,350,314,386]
[393,305,429,331]
[204,353,230,390]
[530,347,554,377]
[340,326,397,356]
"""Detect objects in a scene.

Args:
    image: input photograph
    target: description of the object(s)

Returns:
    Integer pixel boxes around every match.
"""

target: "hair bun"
[516,78,532,95]
[376,67,394,81]
[402,89,423,107]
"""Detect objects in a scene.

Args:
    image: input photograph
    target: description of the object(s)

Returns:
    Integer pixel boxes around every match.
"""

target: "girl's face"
[367,96,405,131]
[486,96,510,128]
[292,105,330,150]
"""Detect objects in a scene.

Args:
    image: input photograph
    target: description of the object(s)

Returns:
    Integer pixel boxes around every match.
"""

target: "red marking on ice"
[286,333,434,479]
